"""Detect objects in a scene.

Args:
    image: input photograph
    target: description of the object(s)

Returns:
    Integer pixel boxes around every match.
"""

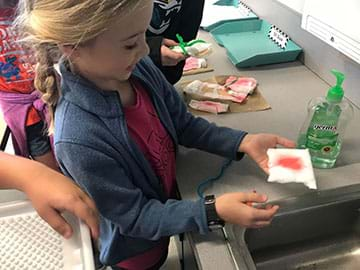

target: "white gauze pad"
[267,148,317,189]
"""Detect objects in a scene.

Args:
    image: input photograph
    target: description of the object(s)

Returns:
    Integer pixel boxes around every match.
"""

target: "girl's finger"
[252,205,279,222]
[163,38,178,46]
[276,136,296,148]
[251,220,272,228]
[241,192,267,204]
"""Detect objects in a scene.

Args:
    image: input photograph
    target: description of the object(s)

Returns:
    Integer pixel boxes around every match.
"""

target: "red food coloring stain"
[275,156,304,171]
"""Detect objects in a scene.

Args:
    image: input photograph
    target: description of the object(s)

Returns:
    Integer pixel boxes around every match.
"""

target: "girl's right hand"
[215,192,279,228]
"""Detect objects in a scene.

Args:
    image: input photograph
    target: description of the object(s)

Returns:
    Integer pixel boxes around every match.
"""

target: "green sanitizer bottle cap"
[326,69,345,103]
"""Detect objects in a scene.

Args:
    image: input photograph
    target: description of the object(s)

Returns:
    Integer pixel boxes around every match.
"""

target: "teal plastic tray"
[210,19,302,68]
[201,0,258,31]
[215,0,238,6]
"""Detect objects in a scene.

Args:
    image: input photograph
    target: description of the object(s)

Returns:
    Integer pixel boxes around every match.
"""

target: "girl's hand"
[161,38,186,66]
[239,133,296,174]
[215,192,279,228]
[23,167,99,239]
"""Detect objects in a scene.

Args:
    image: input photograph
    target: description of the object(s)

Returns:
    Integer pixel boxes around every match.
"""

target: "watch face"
[205,199,215,204]
[205,195,215,204]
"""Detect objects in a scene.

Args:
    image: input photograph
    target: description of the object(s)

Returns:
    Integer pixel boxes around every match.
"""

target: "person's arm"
[177,0,205,42]
[56,142,209,239]
[158,70,247,160]
[167,86,295,170]
[25,120,60,171]
[0,151,99,239]
[148,58,295,168]
[146,36,163,66]
[57,139,280,238]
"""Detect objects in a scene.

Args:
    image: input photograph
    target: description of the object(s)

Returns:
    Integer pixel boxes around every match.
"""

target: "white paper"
[172,42,212,57]
[201,4,251,28]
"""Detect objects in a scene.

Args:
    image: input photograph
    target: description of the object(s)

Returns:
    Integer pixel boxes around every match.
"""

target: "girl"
[16,1,295,269]
[0,0,58,170]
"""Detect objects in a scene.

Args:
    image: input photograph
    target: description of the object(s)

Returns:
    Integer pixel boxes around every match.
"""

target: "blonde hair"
[15,0,142,133]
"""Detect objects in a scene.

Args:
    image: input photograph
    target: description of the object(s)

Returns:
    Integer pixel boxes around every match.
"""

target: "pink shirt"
[117,79,176,269]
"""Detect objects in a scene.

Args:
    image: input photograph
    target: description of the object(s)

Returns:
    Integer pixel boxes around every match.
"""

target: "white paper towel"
[267,148,317,189]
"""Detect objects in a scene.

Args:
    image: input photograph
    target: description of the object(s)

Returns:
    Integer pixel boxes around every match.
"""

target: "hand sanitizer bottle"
[297,69,353,169]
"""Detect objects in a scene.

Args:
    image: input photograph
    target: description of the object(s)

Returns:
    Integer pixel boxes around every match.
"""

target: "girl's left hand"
[238,133,296,174]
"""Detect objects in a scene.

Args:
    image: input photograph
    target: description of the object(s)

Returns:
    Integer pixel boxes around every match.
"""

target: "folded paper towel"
[172,41,212,57]
[267,148,317,189]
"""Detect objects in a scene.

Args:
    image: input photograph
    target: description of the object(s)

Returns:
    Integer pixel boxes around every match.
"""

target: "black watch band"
[204,195,225,231]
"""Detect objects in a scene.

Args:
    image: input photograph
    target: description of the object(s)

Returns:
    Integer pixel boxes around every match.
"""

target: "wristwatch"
[204,195,225,231]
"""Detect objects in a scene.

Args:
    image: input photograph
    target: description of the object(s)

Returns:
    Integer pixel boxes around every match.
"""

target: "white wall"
[276,0,305,13]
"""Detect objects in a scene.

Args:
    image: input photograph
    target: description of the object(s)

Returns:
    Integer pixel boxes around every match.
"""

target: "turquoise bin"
[210,19,302,68]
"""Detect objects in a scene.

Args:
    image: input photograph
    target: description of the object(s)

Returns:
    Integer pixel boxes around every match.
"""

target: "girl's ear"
[58,44,80,59]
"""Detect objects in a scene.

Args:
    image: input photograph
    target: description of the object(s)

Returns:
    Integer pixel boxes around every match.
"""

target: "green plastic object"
[326,69,345,103]
[297,69,353,168]
[201,0,258,31]
[175,34,206,55]
[210,19,302,68]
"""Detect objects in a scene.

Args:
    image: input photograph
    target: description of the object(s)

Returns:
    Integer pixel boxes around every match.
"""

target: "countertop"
[175,30,360,269]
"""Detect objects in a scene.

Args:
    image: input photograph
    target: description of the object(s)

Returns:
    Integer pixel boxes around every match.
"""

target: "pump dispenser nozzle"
[326,69,345,103]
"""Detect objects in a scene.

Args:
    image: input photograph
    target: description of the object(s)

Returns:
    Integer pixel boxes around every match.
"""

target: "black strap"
[1,126,11,151]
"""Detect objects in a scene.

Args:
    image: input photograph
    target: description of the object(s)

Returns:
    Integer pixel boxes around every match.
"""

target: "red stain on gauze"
[275,156,304,171]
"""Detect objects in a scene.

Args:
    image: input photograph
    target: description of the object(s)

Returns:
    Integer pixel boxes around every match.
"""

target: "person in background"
[0,151,99,239]
[147,0,205,84]
[0,0,58,170]
[16,0,295,269]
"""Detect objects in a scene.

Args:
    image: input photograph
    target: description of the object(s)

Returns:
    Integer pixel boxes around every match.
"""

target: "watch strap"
[204,195,225,230]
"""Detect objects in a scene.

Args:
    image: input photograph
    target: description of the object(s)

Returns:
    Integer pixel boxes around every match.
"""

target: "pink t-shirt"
[117,79,176,269]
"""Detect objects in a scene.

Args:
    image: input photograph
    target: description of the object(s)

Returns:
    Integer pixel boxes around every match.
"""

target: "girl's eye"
[125,43,137,50]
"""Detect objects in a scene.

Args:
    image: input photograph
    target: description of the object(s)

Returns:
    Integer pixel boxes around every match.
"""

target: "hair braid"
[34,43,59,134]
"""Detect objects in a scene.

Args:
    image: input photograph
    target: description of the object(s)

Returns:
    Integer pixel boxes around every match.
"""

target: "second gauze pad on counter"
[267,148,317,189]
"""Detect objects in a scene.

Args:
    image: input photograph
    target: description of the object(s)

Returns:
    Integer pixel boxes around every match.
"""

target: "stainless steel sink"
[224,184,360,270]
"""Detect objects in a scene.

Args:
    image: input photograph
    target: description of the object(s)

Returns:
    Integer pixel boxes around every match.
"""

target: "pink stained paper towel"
[267,148,317,189]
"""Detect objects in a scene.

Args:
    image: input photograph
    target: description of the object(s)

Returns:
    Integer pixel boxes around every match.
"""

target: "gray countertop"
[175,31,360,269]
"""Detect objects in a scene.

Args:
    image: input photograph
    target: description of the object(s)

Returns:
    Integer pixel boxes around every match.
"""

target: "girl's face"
[72,1,153,88]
